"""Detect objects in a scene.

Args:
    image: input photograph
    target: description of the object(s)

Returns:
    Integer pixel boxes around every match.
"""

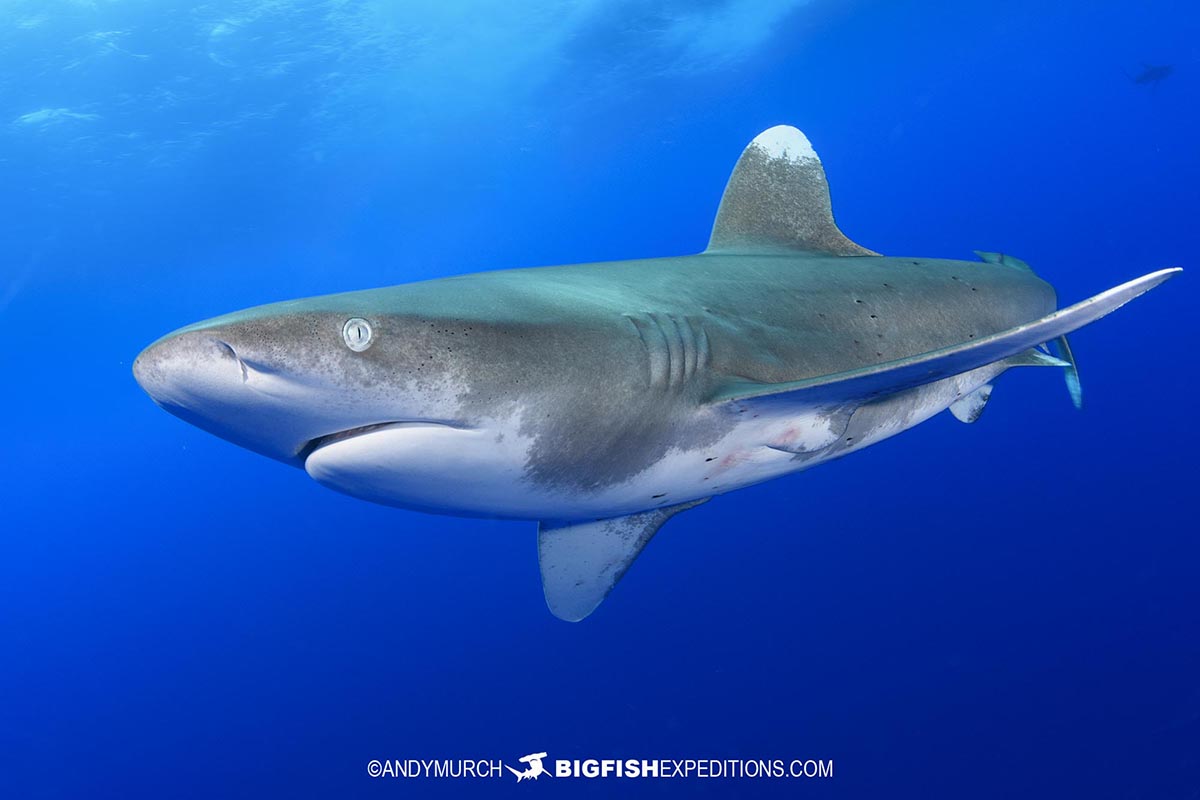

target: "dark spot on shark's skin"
[652,493,665,499]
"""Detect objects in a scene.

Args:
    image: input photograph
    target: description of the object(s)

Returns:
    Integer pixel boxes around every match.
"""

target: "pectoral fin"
[949,384,993,423]
[712,268,1178,410]
[537,499,708,622]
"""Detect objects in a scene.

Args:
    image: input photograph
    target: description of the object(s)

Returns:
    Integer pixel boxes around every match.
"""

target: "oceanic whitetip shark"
[133,125,1180,621]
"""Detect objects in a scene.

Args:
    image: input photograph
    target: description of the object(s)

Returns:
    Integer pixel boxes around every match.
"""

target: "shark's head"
[133,292,469,468]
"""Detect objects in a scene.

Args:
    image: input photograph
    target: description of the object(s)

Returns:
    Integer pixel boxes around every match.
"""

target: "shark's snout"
[131,326,316,463]
[133,331,245,409]
[132,314,434,467]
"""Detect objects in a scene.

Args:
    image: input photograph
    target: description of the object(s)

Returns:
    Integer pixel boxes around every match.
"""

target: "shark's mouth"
[298,419,472,461]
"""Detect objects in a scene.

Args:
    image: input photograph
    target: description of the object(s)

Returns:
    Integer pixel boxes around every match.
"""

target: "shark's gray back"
[353,250,1055,387]
[426,251,1056,382]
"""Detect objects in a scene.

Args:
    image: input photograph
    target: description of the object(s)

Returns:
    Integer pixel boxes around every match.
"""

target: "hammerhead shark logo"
[506,752,553,782]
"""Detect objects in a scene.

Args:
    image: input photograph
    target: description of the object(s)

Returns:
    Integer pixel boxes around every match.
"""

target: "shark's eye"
[342,318,374,352]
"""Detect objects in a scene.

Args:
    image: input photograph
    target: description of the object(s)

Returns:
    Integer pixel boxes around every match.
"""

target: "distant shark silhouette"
[1129,62,1173,88]
[133,125,1181,621]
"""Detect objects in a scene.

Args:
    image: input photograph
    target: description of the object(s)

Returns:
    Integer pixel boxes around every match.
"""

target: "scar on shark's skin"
[133,125,1181,621]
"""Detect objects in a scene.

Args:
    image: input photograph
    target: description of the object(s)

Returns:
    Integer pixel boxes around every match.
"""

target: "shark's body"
[282,252,1048,522]
[134,126,1179,620]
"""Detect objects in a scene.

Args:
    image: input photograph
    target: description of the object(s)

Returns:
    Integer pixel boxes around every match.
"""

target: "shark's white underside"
[303,364,1003,520]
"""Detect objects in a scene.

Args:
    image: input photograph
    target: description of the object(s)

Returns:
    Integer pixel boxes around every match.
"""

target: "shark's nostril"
[213,339,248,383]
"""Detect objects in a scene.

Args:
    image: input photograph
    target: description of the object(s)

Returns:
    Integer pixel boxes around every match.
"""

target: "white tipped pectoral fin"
[537,499,708,622]
[714,268,1180,410]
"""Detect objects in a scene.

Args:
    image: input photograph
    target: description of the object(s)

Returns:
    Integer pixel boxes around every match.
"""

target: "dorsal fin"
[706,125,879,257]
[975,251,1035,273]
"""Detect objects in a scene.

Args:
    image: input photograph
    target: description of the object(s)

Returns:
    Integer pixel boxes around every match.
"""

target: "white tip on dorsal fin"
[707,125,879,257]
[537,499,708,622]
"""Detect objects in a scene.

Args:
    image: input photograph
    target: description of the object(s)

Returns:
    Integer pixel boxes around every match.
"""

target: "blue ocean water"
[2,1,1197,797]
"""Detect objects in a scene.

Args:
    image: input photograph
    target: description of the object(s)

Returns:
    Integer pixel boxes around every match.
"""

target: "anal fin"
[537,499,708,622]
